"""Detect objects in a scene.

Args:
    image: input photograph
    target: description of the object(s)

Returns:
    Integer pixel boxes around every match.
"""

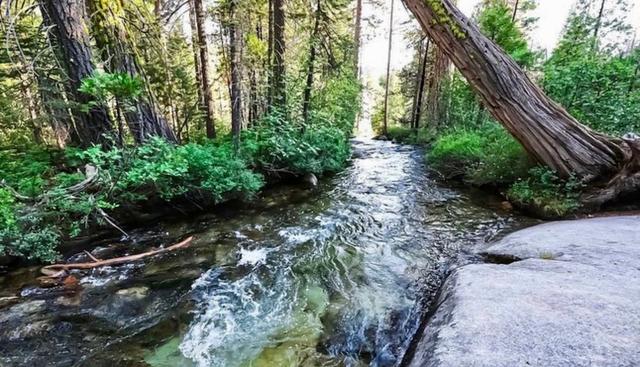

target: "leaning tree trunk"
[89,0,177,144]
[40,0,113,147]
[402,0,627,182]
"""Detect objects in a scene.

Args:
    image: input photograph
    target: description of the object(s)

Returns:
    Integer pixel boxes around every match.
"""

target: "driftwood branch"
[41,236,193,274]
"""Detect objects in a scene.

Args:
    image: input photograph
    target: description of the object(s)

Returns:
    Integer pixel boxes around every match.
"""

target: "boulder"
[404,216,640,367]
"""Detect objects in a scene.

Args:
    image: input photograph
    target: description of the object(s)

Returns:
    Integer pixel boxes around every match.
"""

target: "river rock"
[116,286,150,300]
[303,173,319,188]
[405,215,640,367]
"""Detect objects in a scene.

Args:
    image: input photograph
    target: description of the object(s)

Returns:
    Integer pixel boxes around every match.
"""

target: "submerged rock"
[405,215,640,367]
[303,173,319,188]
[116,286,150,300]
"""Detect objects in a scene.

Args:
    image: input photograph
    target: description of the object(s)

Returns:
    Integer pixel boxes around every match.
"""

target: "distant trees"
[0,0,359,147]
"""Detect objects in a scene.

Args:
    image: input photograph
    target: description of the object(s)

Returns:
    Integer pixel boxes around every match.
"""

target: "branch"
[41,236,193,274]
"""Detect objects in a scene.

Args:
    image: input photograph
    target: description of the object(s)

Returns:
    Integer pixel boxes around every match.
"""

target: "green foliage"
[385,126,433,145]
[543,12,640,135]
[75,137,264,203]
[310,69,361,135]
[80,72,144,102]
[508,167,583,217]
[476,0,537,68]
[429,123,532,186]
[243,111,351,175]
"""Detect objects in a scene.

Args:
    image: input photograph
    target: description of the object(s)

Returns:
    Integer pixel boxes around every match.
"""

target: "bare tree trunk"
[402,0,626,182]
[89,0,177,144]
[229,0,242,148]
[425,44,450,128]
[511,0,519,22]
[267,0,274,106]
[593,0,606,42]
[410,39,425,130]
[40,0,113,147]
[188,1,204,110]
[271,0,286,109]
[382,0,395,136]
[354,0,362,73]
[302,0,321,125]
[414,39,430,129]
[192,0,217,139]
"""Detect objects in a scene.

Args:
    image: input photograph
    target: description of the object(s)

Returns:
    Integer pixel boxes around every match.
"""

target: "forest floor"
[403,215,640,367]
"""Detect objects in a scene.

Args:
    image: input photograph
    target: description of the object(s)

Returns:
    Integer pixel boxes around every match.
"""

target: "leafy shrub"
[75,137,264,203]
[428,123,532,185]
[243,111,351,175]
[507,167,583,218]
[0,111,352,263]
[0,188,60,262]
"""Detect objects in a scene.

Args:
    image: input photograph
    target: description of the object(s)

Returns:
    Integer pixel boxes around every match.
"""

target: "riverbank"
[403,215,640,367]
[0,139,531,366]
[0,121,352,265]
[378,125,589,219]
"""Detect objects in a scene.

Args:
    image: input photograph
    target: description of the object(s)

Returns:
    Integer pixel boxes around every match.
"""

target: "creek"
[0,139,533,366]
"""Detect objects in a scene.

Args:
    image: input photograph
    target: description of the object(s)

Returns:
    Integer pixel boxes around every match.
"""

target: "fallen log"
[41,236,193,274]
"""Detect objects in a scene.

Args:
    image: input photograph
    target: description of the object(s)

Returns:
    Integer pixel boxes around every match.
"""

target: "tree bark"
[402,0,625,181]
[40,0,113,147]
[89,0,177,144]
[414,39,430,129]
[188,0,204,109]
[425,45,451,128]
[382,0,395,136]
[229,0,242,147]
[271,0,286,109]
[354,0,362,73]
[192,0,217,139]
[302,0,321,125]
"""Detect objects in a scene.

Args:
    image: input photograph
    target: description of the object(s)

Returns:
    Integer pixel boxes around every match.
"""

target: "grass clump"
[429,123,532,185]
[507,167,583,218]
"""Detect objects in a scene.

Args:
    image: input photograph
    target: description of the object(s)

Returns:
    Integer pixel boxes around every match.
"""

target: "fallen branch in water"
[40,236,193,275]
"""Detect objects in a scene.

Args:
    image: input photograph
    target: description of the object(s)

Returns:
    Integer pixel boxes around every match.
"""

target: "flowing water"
[0,139,533,367]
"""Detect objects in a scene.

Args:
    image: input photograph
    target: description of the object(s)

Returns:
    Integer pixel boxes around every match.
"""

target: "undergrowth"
[0,116,351,262]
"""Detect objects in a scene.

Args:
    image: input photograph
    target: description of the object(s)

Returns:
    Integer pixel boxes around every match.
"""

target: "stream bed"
[0,139,534,367]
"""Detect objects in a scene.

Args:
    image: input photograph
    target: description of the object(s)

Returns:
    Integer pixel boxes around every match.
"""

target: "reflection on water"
[0,139,531,367]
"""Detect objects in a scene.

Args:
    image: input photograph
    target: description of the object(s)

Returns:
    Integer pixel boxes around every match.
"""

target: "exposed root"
[582,136,640,208]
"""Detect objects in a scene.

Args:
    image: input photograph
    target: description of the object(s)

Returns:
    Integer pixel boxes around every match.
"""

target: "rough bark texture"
[402,0,625,180]
[271,0,286,109]
[425,45,450,128]
[89,0,177,144]
[41,0,113,147]
[192,0,216,139]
